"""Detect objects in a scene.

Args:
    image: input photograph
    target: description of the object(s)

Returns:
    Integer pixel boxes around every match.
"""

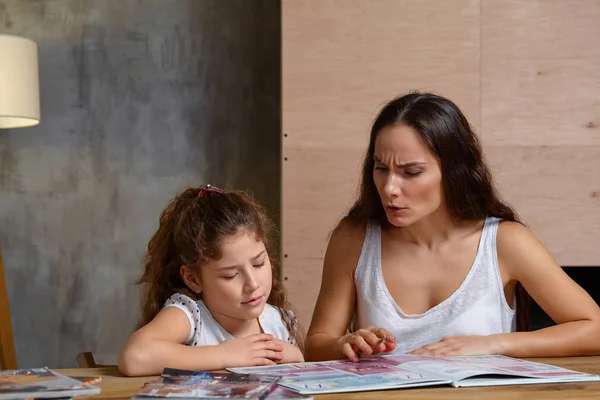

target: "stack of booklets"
[130,367,313,399]
[0,367,101,399]
[228,354,600,395]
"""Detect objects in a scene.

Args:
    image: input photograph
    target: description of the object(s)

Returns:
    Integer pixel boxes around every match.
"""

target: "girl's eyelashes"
[220,260,266,280]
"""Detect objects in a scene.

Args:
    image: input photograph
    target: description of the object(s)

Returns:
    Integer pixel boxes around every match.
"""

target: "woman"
[304,92,600,362]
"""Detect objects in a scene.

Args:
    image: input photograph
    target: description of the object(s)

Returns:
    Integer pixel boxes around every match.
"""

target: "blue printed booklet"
[228,354,600,395]
[131,368,283,399]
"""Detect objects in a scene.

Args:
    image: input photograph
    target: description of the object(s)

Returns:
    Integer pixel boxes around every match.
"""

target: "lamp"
[0,34,40,370]
[0,34,40,128]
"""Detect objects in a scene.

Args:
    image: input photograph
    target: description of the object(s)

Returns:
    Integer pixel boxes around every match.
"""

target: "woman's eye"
[222,274,237,280]
[253,262,265,268]
[405,170,422,177]
[375,165,388,171]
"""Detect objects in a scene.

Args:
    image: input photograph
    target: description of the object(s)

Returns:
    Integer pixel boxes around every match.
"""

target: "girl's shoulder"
[163,293,204,325]
[163,293,205,346]
[164,292,200,309]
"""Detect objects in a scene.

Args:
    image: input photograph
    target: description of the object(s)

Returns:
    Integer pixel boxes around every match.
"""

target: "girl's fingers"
[261,341,284,351]
[256,358,277,366]
[261,350,284,361]
[248,333,275,342]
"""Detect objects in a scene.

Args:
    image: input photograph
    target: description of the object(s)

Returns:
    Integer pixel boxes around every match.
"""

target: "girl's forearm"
[118,338,225,376]
[497,320,600,358]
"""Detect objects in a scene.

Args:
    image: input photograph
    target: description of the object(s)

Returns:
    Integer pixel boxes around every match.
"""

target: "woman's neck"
[386,207,468,249]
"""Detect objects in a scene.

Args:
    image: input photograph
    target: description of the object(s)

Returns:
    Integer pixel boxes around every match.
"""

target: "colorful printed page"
[0,367,100,399]
[133,368,281,398]
[228,357,451,395]
[407,355,600,387]
[228,354,600,395]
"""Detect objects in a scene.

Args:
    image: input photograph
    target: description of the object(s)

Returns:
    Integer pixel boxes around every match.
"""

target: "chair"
[0,247,18,369]
[76,352,114,368]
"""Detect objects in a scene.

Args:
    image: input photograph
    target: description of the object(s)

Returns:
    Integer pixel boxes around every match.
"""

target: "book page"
[229,354,600,392]
[229,357,450,395]
[396,355,597,382]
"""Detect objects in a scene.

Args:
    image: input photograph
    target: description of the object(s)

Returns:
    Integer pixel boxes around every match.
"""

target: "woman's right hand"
[338,326,396,362]
[217,334,284,368]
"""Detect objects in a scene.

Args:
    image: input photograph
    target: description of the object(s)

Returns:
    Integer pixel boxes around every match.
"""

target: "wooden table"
[59,357,600,399]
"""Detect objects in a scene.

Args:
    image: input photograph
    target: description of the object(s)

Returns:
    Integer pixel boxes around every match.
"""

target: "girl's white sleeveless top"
[163,294,296,346]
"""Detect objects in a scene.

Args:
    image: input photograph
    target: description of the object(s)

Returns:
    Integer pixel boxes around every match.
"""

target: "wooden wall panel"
[481,0,600,268]
[481,0,600,146]
[282,147,364,326]
[283,0,600,329]
[282,0,481,327]
[481,0,600,59]
[282,147,364,260]
[485,145,600,266]
[481,59,600,146]
[282,0,482,149]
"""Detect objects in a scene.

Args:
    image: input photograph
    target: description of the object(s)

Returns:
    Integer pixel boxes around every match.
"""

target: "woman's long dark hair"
[344,91,530,331]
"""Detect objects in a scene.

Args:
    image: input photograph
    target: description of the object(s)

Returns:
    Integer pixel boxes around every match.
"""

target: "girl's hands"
[338,326,396,362]
[217,334,284,368]
[271,338,305,364]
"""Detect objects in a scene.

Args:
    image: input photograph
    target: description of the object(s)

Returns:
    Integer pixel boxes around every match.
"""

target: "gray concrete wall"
[0,0,281,368]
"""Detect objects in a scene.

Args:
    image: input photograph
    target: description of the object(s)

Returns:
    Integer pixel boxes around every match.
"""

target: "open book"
[228,354,600,395]
[0,367,101,399]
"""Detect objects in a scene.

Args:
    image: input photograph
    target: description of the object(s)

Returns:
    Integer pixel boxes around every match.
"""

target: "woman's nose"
[384,175,401,198]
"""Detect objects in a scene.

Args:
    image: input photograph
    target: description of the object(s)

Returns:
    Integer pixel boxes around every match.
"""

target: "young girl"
[118,184,304,377]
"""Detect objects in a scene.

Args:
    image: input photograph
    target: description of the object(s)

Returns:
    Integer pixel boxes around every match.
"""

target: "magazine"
[131,367,281,399]
[228,354,600,395]
[0,367,100,399]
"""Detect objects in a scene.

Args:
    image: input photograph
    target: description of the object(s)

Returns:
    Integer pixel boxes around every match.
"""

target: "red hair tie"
[197,184,225,198]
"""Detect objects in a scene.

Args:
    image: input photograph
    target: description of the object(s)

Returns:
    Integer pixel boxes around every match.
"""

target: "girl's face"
[199,230,273,322]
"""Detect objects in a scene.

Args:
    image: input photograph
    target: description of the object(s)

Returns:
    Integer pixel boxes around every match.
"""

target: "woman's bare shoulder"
[496,220,557,279]
[332,218,368,239]
[325,219,369,274]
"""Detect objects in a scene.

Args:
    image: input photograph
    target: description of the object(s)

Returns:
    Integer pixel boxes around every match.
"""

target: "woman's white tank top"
[354,217,516,354]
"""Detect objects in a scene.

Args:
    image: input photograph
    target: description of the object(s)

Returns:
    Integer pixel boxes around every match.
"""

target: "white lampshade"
[0,34,40,129]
